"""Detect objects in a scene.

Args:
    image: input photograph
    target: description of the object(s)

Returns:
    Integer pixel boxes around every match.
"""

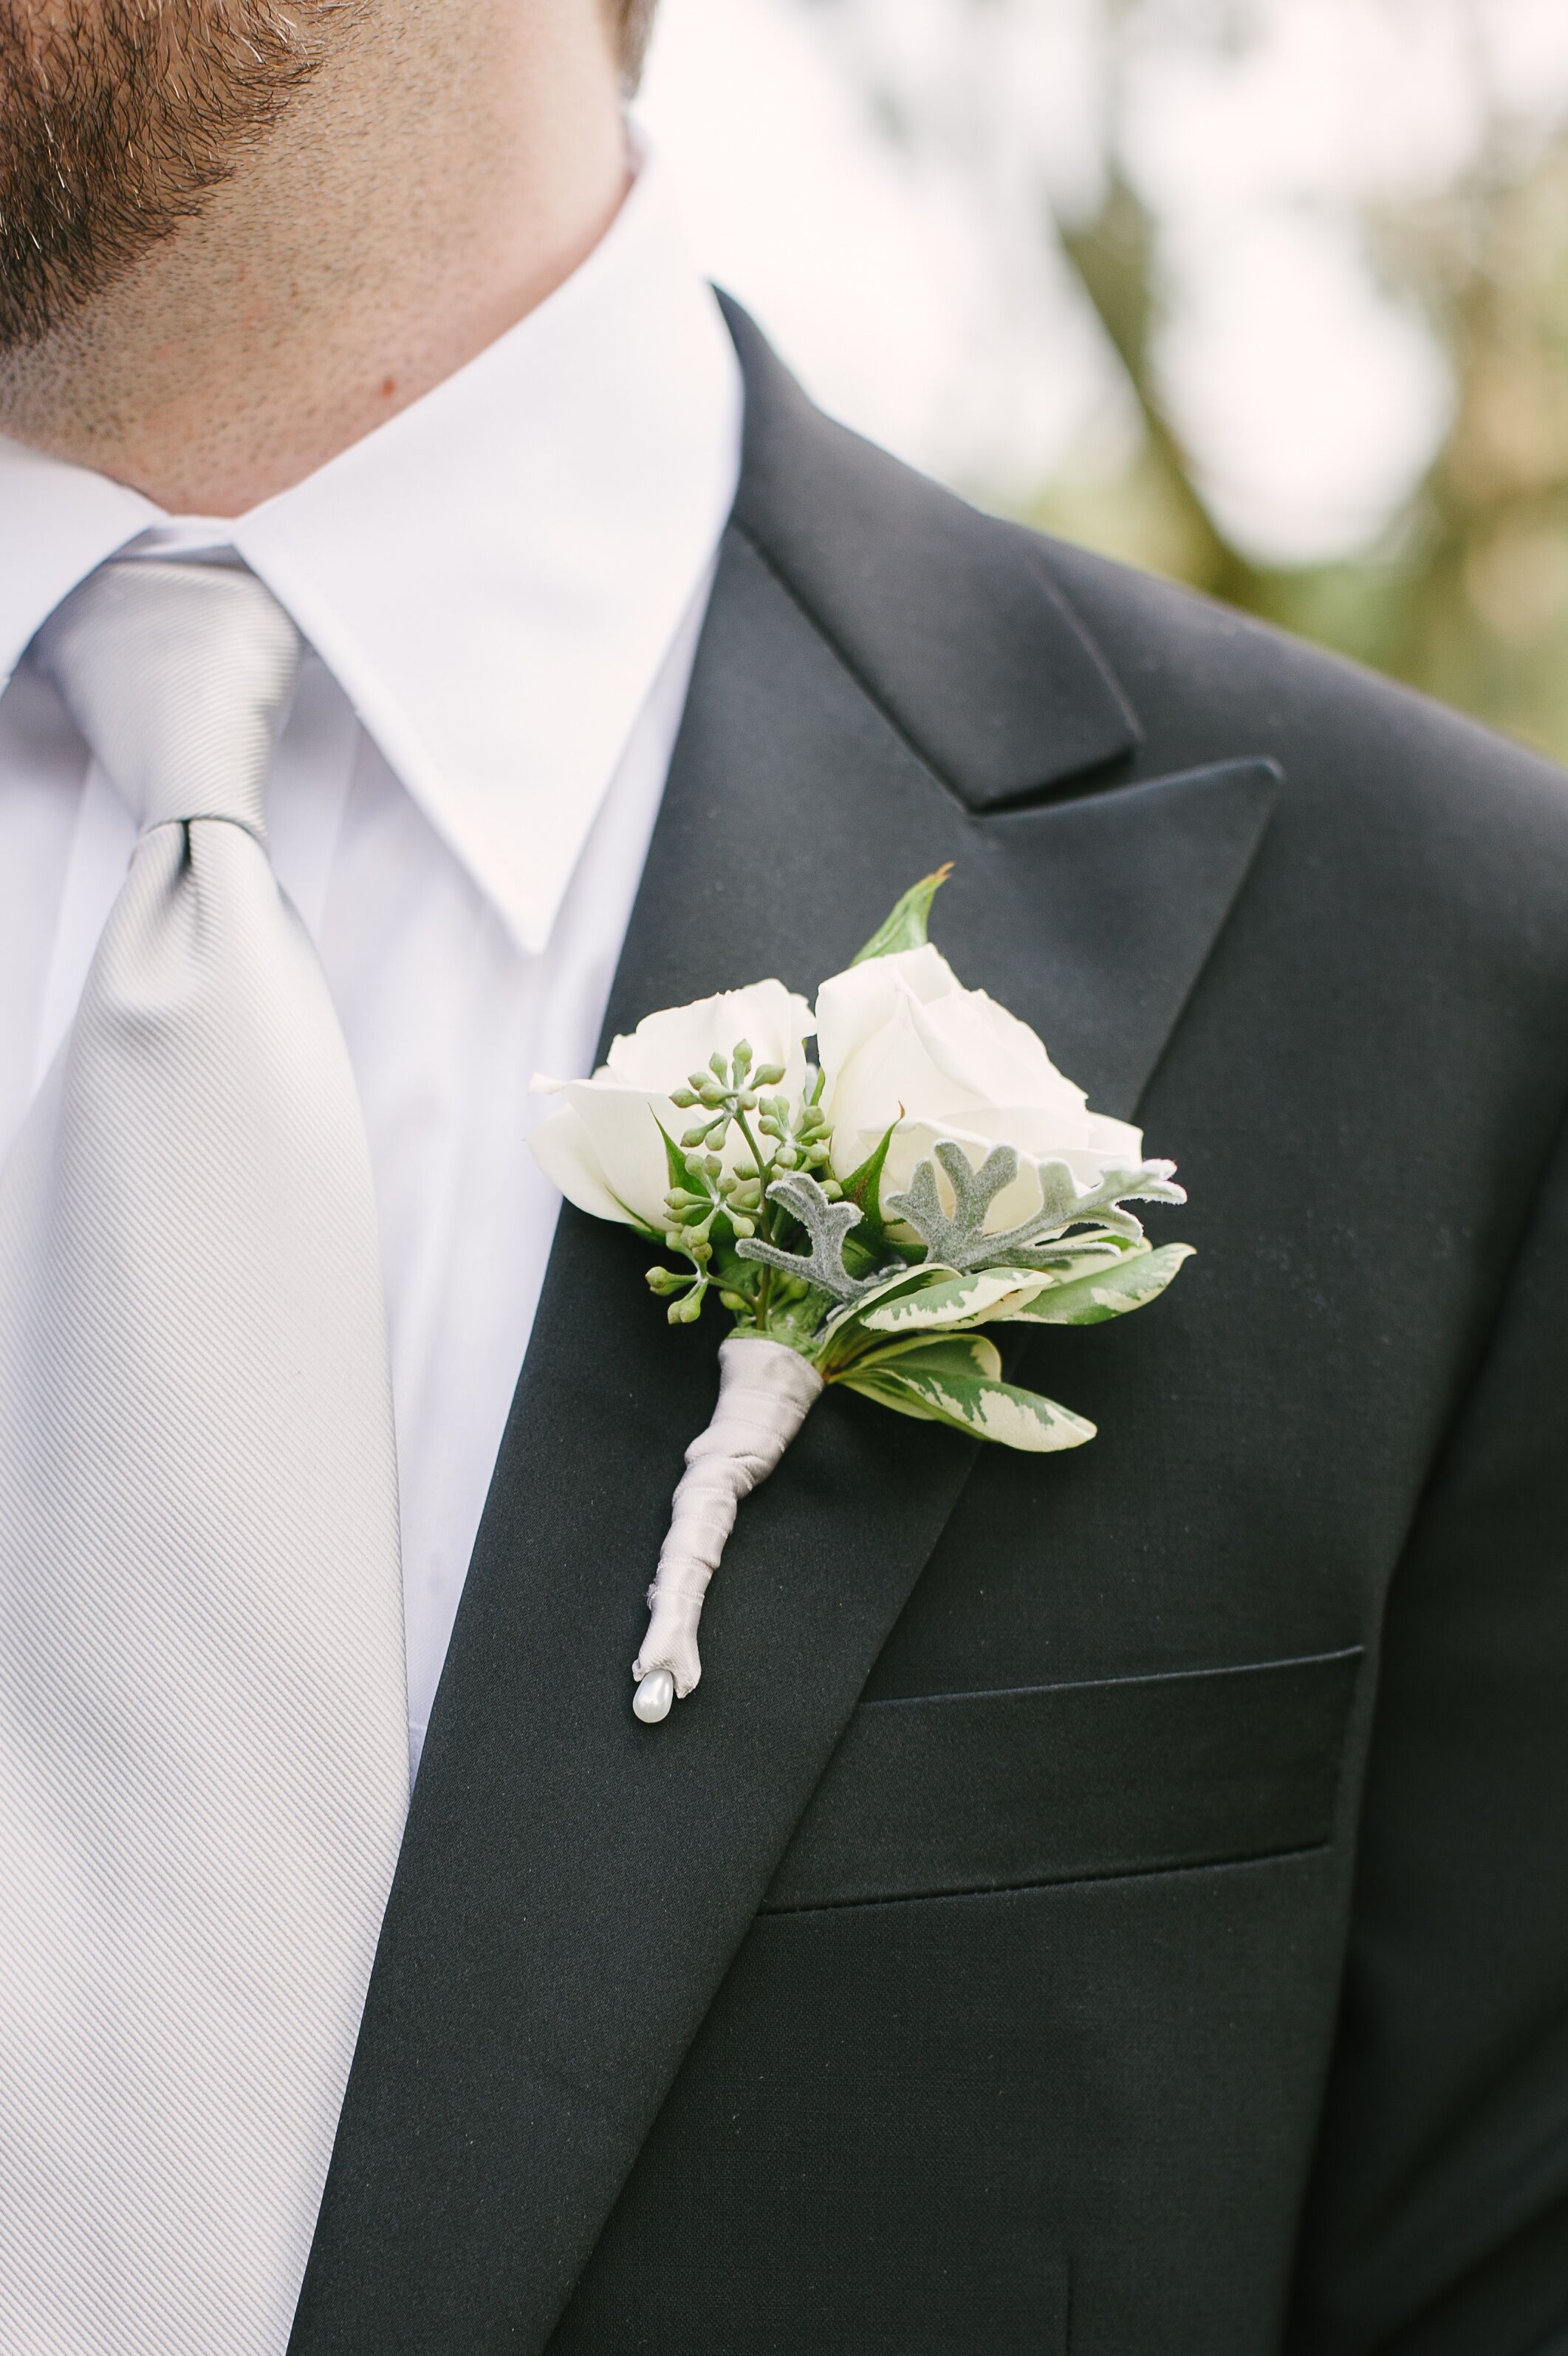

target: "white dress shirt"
[0,145,743,1778]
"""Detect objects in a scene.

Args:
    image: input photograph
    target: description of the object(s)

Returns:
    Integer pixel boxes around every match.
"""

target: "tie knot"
[32,559,303,838]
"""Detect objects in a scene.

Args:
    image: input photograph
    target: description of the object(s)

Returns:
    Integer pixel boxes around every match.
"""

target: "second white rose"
[813,944,1147,1235]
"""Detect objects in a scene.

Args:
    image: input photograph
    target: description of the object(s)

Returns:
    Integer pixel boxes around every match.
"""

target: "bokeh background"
[637,0,1568,761]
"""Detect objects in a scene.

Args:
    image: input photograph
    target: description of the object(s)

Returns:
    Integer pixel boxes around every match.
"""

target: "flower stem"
[731,1105,776,1326]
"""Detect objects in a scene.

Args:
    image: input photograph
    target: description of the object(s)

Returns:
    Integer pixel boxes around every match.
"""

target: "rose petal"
[549,1077,679,1230]
[528,1103,641,1226]
[813,946,960,1090]
[606,980,812,1093]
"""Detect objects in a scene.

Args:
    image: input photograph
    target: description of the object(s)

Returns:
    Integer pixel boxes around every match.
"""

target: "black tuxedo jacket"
[286,305,1568,2356]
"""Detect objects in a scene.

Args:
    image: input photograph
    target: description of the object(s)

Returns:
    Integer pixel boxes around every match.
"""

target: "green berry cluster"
[640,1038,838,1328]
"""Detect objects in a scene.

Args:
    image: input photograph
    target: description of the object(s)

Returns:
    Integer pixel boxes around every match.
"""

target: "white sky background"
[637,0,1568,566]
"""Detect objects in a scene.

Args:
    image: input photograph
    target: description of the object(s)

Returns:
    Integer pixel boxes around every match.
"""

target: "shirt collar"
[0,139,743,955]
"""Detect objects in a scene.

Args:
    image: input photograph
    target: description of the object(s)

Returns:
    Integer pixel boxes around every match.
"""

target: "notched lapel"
[960,755,1282,1118]
[720,292,1142,804]
[292,400,1281,2356]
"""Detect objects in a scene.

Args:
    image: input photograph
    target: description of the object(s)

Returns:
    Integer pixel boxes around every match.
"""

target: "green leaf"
[995,1242,1195,1326]
[837,1120,899,1247]
[843,1354,1097,1452]
[851,865,953,964]
[654,1115,702,1198]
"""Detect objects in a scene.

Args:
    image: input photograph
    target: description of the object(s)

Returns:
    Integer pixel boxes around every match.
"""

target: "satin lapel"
[290,553,1278,2356]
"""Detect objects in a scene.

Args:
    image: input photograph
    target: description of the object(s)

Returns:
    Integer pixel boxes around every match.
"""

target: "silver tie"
[0,561,408,2355]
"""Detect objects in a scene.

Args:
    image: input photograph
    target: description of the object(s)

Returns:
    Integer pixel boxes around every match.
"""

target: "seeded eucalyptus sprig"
[642,1041,847,1330]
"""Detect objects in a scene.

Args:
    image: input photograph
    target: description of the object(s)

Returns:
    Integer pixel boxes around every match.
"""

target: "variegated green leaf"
[854,1235,1144,1335]
[819,1261,964,1340]
[993,1241,1195,1326]
[841,1377,948,1425]
[837,1332,1004,1424]
[852,1332,1005,1382]
[857,1265,1052,1333]
[1018,1230,1149,1272]
[843,1355,1097,1452]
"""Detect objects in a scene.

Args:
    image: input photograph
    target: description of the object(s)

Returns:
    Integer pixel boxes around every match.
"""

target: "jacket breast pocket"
[761,1645,1363,1912]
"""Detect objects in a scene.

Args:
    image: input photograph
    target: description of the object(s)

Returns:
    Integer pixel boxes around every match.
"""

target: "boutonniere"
[530,870,1191,1723]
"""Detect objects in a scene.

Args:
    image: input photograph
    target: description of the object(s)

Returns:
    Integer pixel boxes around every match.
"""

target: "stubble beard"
[0,0,361,354]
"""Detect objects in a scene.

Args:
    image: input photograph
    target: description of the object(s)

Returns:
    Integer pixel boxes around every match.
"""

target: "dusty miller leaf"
[886,1139,1186,1273]
[734,1171,882,1305]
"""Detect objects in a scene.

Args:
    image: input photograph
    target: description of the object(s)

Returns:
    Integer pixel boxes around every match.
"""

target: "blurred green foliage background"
[1044,103,1568,760]
[643,0,1568,758]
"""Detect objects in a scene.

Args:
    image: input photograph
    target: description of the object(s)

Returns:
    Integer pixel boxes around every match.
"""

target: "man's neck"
[0,1,628,517]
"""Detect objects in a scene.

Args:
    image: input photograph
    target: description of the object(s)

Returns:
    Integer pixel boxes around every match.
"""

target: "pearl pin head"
[633,1667,675,1724]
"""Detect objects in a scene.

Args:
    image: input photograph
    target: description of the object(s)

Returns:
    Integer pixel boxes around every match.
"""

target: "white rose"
[814,944,1146,1235]
[530,980,814,1231]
